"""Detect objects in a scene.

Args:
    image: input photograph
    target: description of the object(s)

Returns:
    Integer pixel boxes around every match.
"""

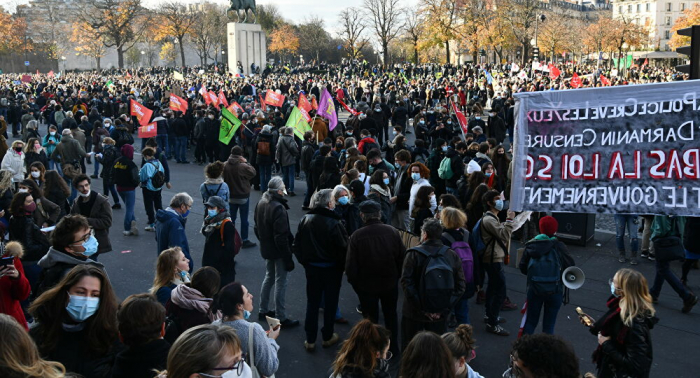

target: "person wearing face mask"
[2,140,26,186]
[479,189,515,336]
[150,247,192,306]
[23,137,49,171]
[202,196,241,289]
[293,189,349,351]
[408,162,432,217]
[411,186,436,235]
[70,175,113,260]
[579,269,657,378]
[156,193,195,272]
[156,323,251,378]
[368,170,393,224]
[215,282,281,378]
[164,267,222,343]
[42,125,61,171]
[442,324,484,378]
[29,265,120,378]
[18,179,60,229]
[503,334,580,378]
[330,320,392,378]
[95,137,122,209]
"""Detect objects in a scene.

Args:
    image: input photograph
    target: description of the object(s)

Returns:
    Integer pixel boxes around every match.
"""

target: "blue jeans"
[523,289,563,335]
[650,260,692,301]
[454,295,470,325]
[156,135,169,157]
[483,262,507,327]
[118,190,136,231]
[281,165,295,193]
[614,214,639,254]
[103,179,119,205]
[259,164,272,192]
[168,135,177,158]
[259,258,290,320]
[93,159,100,176]
[229,198,250,241]
[176,136,188,162]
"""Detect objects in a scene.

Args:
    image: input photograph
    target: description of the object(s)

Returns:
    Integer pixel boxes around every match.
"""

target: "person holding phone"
[213,281,280,378]
[578,268,657,378]
[0,241,31,330]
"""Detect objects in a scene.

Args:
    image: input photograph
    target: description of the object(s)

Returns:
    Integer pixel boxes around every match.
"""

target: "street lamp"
[534,14,547,48]
[61,56,66,74]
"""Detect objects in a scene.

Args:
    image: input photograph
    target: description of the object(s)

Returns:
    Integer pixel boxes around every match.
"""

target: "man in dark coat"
[70,174,113,259]
[254,177,299,328]
[346,200,405,354]
[391,149,413,230]
[293,188,349,351]
[251,125,276,192]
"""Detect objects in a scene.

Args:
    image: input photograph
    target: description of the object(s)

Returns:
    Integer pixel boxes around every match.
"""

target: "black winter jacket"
[254,192,294,261]
[252,132,276,166]
[519,237,574,295]
[9,215,50,262]
[346,219,405,293]
[110,339,170,378]
[293,207,349,268]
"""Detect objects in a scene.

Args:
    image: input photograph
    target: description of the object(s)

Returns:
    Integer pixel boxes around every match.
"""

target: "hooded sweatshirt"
[36,247,105,297]
[113,144,139,191]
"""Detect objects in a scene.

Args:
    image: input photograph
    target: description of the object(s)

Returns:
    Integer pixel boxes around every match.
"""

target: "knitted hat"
[539,216,558,237]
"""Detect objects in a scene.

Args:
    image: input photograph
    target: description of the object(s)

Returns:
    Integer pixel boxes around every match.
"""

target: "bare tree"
[190,2,227,65]
[157,1,197,66]
[298,16,330,63]
[363,0,404,65]
[338,7,369,60]
[403,8,423,63]
[79,0,149,68]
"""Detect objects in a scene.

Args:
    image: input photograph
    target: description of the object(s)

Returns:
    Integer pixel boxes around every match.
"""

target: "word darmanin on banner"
[510,80,700,216]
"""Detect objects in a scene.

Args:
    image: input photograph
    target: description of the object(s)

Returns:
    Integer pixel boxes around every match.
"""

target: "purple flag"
[317,88,338,131]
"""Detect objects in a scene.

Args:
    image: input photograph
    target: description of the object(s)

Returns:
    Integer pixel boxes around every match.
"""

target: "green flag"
[219,107,241,144]
[286,107,311,139]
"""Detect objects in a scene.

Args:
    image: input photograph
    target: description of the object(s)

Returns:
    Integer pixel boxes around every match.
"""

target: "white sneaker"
[130,220,138,236]
[145,224,155,232]
[122,231,133,236]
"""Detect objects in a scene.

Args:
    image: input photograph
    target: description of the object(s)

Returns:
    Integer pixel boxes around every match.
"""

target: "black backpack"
[527,244,562,295]
[148,161,166,189]
[412,245,455,313]
[163,310,183,344]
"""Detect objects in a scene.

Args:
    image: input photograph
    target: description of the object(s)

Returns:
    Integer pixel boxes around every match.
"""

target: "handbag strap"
[248,322,256,369]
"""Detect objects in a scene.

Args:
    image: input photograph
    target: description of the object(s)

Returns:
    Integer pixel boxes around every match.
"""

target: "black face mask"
[14,147,22,152]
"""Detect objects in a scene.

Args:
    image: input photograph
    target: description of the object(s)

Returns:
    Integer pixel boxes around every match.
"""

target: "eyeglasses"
[198,357,245,377]
[71,228,94,245]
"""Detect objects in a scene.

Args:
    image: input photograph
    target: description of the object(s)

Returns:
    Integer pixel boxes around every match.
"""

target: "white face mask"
[31,171,40,178]
[78,190,91,198]
[18,188,28,193]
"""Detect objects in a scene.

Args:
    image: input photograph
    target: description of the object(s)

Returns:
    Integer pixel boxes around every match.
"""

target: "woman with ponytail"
[331,319,391,378]
[442,324,484,378]
[0,314,66,378]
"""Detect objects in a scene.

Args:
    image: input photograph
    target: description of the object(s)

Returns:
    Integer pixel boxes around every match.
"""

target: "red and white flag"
[570,73,582,88]
[218,90,229,108]
[169,94,188,113]
[130,99,154,126]
[208,91,220,109]
[138,122,157,138]
[451,101,468,137]
[600,74,611,86]
[264,91,285,108]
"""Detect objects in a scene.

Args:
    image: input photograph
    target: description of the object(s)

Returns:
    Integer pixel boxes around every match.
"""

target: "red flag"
[258,94,267,112]
[218,91,229,108]
[299,106,312,122]
[36,70,39,75]
[338,97,359,116]
[228,101,244,114]
[21,75,31,83]
[600,74,611,86]
[311,97,318,111]
[570,73,582,89]
[642,58,648,67]
[48,70,55,78]
[549,66,561,79]
[199,84,208,97]
[138,122,157,138]
[130,99,154,126]
[264,91,285,107]
[169,94,188,113]
[298,93,312,112]
[126,71,132,79]
[451,101,468,136]
[208,91,220,110]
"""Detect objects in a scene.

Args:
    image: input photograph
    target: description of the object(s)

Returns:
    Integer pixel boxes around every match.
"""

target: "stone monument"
[227,0,266,76]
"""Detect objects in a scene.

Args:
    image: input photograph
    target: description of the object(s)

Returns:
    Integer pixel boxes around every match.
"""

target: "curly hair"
[408,162,430,179]
[512,334,580,378]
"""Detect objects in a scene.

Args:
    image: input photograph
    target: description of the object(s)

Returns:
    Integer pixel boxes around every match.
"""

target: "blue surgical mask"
[475,116,481,120]
[66,295,100,322]
[394,162,401,169]
[494,199,504,211]
[81,235,99,257]
[441,146,448,152]
[338,196,349,205]
[411,173,421,181]
[485,172,492,178]
[243,310,251,320]
[383,178,390,185]
[610,282,619,297]
[183,210,190,218]
[207,209,218,218]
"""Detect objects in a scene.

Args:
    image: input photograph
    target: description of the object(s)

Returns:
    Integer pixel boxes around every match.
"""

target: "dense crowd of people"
[0,60,694,378]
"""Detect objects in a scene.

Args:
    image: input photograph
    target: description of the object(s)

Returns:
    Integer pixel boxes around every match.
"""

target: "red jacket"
[0,242,31,330]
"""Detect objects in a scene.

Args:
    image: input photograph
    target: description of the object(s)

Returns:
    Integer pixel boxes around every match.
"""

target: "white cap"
[467,160,482,175]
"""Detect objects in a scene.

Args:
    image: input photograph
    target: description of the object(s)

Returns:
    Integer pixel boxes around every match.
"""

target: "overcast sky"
[8,0,420,34]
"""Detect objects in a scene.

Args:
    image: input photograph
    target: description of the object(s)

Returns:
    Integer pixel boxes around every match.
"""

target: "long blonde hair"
[616,268,655,326]
[150,247,183,295]
[0,314,66,378]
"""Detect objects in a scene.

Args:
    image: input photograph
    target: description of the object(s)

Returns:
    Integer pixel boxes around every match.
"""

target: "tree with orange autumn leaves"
[269,24,300,63]
[670,3,700,50]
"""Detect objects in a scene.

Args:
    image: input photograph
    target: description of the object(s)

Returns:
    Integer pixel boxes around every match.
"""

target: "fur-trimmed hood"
[2,241,24,259]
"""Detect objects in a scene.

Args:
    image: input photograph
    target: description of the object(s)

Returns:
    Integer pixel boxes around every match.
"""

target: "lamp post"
[61,56,66,74]
[140,50,145,67]
[533,13,546,62]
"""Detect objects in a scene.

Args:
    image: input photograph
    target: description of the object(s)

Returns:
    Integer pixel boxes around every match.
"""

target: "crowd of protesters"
[0,59,693,378]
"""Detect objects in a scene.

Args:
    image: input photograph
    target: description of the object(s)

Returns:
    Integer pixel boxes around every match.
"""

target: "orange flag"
[169,94,188,113]
[298,93,312,112]
[130,99,154,126]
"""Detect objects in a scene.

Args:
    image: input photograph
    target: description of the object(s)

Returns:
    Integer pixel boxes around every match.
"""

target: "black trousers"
[142,188,163,225]
[356,286,399,354]
[401,315,447,352]
[304,266,343,343]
